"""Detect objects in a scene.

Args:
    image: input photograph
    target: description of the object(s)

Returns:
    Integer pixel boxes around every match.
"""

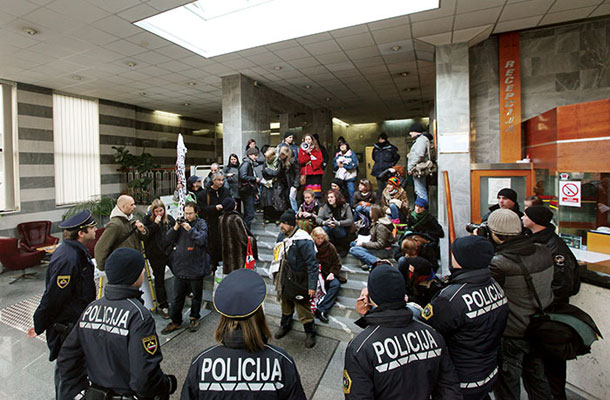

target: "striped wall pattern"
[0,82,219,239]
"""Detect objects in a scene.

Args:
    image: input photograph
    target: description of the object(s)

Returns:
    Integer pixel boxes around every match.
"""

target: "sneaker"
[274,325,291,340]
[157,307,170,319]
[161,322,181,335]
[305,332,317,348]
[360,264,371,271]
[264,219,270,224]
[189,318,200,332]
[315,310,329,323]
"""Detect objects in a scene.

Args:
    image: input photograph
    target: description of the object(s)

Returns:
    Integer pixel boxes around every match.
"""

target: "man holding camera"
[486,209,554,400]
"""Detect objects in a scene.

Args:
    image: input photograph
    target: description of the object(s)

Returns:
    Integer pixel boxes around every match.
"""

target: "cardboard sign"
[559,181,581,207]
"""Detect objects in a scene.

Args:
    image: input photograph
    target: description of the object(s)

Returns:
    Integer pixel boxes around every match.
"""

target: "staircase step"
[255,258,371,283]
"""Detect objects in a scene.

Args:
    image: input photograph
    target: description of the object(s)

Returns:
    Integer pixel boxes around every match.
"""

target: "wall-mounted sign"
[498,32,522,163]
[559,180,581,207]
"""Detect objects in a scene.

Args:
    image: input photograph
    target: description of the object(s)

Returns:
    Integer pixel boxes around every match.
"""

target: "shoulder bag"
[410,139,437,178]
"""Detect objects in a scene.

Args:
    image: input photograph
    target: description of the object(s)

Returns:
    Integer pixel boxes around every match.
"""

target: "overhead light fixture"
[184,102,191,106]
[71,75,83,81]
[403,87,417,92]
[23,27,39,36]
[135,0,439,58]
[391,45,401,52]
[274,66,282,71]
[270,122,280,129]
[325,97,331,101]
[187,82,197,86]
[154,110,181,117]
[398,72,409,77]
[126,61,137,67]
[193,128,211,135]
[332,117,349,127]
[139,92,147,96]
[304,84,312,89]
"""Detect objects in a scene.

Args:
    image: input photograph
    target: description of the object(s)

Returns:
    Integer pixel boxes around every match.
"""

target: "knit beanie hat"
[246,147,258,156]
[187,175,201,187]
[497,188,517,203]
[414,197,428,208]
[283,131,294,139]
[410,122,425,133]
[279,209,296,226]
[378,132,388,141]
[488,209,522,236]
[451,236,494,270]
[368,265,406,307]
[387,176,401,188]
[105,248,144,286]
[221,197,236,213]
[524,205,553,227]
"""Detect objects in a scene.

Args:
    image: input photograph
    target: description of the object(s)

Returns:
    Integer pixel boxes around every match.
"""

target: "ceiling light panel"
[136,0,439,58]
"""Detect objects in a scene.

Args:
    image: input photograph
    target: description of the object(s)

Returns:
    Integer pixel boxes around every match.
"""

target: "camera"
[176,216,187,224]
[465,222,491,239]
[300,142,310,151]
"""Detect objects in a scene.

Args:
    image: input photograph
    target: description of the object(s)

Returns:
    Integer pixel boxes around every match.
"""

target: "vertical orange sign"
[498,32,522,162]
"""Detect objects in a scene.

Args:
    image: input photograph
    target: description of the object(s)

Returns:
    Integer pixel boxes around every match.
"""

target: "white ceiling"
[0,0,608,123]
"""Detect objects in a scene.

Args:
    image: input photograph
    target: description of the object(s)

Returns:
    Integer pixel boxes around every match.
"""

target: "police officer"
[181,268,306,399]
[343,265,462,399]
[29,210,97,399]
[57,248,177,400]
[423,236,509,400]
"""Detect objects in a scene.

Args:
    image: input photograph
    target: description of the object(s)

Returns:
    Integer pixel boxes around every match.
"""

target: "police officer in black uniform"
[423,236,509,400]
[58,248,177,400]
[29,210,97,399]
[181,268,306,399]
[343,265,462,399]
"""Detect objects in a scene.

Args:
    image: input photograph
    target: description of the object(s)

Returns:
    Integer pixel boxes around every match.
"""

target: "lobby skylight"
[135,0,439,58]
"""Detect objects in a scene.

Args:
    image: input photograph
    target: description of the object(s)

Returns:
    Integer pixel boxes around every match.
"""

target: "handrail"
[443,170,456,244]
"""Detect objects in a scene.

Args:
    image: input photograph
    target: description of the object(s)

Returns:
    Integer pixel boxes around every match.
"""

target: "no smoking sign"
[559,181,581,207]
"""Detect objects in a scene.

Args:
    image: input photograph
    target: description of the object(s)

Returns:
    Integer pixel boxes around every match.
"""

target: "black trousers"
[544,357,567,400]
[170,276,203,324]
[148,257,169,308]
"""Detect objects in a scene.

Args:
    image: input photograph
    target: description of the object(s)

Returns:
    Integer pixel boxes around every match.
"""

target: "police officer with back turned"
[58,248,177,400]
[30,210,97,399]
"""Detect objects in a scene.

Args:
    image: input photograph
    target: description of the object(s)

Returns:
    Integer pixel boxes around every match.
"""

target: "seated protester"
[349,205,395,272]
[261,147,287,224]
[333,140,359,206]
[296,189,320,234]
[344,265,461,400]
[397,256,442,307]
[181,269,306,399]
[315,189,354,257]
[405,197,444,241]
[380,176,410,225]
[331,178,350,206]
[423,236,509,400]
[311,227,346,324]
[353,178,377,219]
[481,187,523,222]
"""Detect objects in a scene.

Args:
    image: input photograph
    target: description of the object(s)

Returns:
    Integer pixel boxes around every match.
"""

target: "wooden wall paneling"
[557,140,610,172]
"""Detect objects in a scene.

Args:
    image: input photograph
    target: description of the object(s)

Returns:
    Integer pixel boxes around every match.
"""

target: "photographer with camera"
[485,209,554,400]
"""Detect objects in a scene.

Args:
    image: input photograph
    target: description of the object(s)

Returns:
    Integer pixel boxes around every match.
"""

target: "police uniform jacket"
[166,217,210,279]
[343,306,462,400]
[276,230,318,290]
[490,236,554,338]
[424,268,509,392]
[57,284,173,400]
[33,239,96,361]
[181,329,306,399]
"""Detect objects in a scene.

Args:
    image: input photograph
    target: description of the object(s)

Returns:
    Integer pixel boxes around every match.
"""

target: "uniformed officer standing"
[181,268,306,399]
[343,265,462,399]
[29,210,97,399]
[423,236,509,400]
[57,248,177,400]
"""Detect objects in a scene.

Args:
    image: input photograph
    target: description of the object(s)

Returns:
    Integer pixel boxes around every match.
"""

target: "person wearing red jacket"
[298,134,324,199]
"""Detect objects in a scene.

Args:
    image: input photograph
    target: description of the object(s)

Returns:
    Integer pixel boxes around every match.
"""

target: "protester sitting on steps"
[315,189,354,257]
[296,189,320,234]
[348,205,395,272]
[405,197,444,241]
[380,176,410,225]
[311,227,346,324]
[353,178,377,222]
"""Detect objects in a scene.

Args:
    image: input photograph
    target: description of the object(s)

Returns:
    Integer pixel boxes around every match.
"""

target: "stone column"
[435,43,471,274]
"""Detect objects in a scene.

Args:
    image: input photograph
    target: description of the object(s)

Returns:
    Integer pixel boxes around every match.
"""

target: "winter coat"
[94,206,148,271]
[406,211,444,241]
[361,216,394,250]
[261,160,288,211]
[166,218,209,279]
[344,306,461,400]
[219,211,258,274]
[277,141,299,162]
[531,225,581,302]
[297,201,320,221]
[333,149,359,181]
[407,133,431,171]
[315,240,346,283]
[276,228,319,290]
[223,164,240,199]
[238,157,258,196]
[371,140,400,177]
[201,185,231,264]
[425,268,509,394]
[481,203,523,222]
[298,147,324,175]
[143,212,175,260]
[490,236,554,338]
[316,203,353,228]
[353,191,377,207]
[381,186,410,217]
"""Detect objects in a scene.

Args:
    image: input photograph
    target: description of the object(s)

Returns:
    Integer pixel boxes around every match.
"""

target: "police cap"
[214,269,266,319]
[59,210,96,230]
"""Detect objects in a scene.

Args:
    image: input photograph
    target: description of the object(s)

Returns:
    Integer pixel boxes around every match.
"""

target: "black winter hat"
[404,256,435,276]
[451,236,494,270]
[368,265,405,307]
[410,122,425,133]
[279,209,296,226]
[378,132,388,141]
[284,130,295,139]
[497,188,518,203]
[105,248,144,286]
[221,197,236,213]
[524,205,554,227]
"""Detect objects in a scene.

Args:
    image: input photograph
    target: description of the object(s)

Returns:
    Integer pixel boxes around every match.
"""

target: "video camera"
[465,222,491,239]
[176,216,187,224]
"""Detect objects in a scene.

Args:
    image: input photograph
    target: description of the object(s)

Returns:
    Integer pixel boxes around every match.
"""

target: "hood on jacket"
[378,216,394,227]
[110,205,133,221]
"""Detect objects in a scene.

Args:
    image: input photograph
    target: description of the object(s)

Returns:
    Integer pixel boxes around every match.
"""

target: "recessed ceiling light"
[304,84,312,89]
[274,66,282,71]
[325,97,331,101]
[126,61,137,68]
[391,45,401,52]
[184,102,191,106]
[71,75,83,81]
[187,82,196,86]
[23,27,38,36]
[399,72,409,77]
[138,92,147,96]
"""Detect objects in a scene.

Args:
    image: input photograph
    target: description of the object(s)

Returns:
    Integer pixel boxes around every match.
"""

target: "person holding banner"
[219,197,258,274]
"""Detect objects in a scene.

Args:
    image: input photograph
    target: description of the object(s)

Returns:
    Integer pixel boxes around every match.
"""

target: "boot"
[336,237,349,258]
[274,314,292,339]
[304,322,317,348]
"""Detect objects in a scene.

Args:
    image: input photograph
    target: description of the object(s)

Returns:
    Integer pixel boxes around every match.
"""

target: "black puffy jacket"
[424,268,509,394]
[371,141,400,177]
[239,158,258,196]
[166,218,210,279]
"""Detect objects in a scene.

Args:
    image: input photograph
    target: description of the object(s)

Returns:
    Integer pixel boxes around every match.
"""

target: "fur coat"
[219,211,258,274]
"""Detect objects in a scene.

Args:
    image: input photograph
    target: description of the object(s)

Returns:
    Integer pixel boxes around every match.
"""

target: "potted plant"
[112,146,160,204]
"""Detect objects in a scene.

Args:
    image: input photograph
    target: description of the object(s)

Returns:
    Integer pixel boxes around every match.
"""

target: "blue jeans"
[317,278,341,313]
[289,196,298,213]
[345,179,356,206]
[354,205,371,220]
[322,225,346,241]
[242,194,255,230]
[349,242,379,268]
[389,203,399,220]
[413,175,428,201]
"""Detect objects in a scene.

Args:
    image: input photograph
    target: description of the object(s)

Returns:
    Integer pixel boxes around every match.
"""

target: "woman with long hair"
[142,199,175,318]
[333,140,358,206]
[353,178,377,220]
[223,153,241,212]
[315,189,353,256]
[181,268,306,399]
[296,189,319,233]
[349,204,395,271]
[298,134,324,199]
[260,147,286,224]
[311,227,346,323]
[278,145,300,213]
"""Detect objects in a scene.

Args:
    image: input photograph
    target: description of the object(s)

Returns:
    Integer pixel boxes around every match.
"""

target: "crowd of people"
[26,122,590,400]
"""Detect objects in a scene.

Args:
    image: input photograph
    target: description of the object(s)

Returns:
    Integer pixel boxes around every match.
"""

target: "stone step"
[255,249,381,273]
[255,259,370,283]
